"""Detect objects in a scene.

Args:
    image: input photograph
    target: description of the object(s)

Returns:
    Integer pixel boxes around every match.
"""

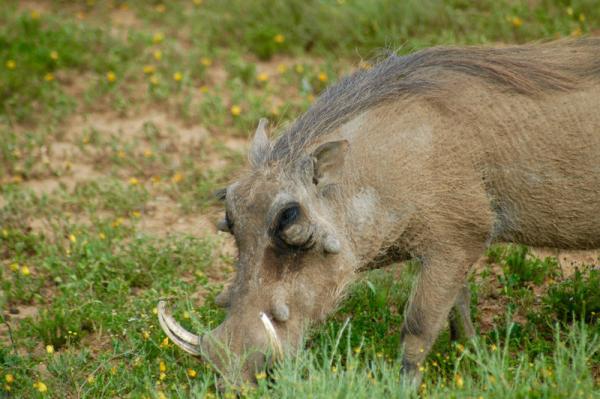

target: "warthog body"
[159,38,600,384]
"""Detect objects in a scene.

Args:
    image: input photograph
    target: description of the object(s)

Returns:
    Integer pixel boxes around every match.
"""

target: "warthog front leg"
[400,244,483,385]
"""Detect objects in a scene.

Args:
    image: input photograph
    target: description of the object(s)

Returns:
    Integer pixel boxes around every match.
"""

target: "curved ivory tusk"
[157,300,202,356]
[259,312,283,360]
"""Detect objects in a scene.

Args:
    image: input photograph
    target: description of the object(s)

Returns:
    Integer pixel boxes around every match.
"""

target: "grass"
[1,0,599,397]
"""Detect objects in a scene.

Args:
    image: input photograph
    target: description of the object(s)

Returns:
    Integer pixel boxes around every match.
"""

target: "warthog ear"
[249,118,271,168]
[311,140,349,186]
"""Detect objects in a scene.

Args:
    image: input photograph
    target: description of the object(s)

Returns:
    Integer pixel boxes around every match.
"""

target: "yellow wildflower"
[255,371,267,380]
[151,175,161,185]
[199,85,209,93]
[454,373,464,388]
[153,50,163,61]
[273,34,285,44]
[98,232,106,240]
[257,72,269,82]
[131,211,141,218]
[171,173,183,183]
[159,361,167,372]
[193,0,203,5]
[87,375,95,383]
[157,392,167,399]
[33,381,48,393]
[160,337,169,348]
[46,345,54,354]
[295,64,304,74]
[5,60,16,70]
[20,266,30,276]
[2,228,8,237]
[69,234,77,243]
[490,343,497,352]
[50,51,59,61]
[106,71,116,83]
[143,149,153,157]
[566,7,573,16]
[112,217,124,228]
[200,57,212,67]
[317,72,328,82]
[9,263,19,272]
[30,10,41,20]
[143,65,156,74]
[571,27,582,37]
[230,105,241,116]
[155,4,166,13]
[187,368,197,378]
[152,307,158,315]
[129,177,140,186]
[153,32,164,44]
[579,13,585,22]
[511,16,523,28]
[5,374,14,384]
[142,330,150,340]
[353,347,361,354]
[117,150,126,159]
[183,311,190,319]
[173,71,183,82]
[276,64,287,74]
[159,372,166,380]
[150,75,160,85]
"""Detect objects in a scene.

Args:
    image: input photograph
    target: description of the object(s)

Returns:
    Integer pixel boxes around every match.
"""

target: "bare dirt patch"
[472,247,599,333]
[137,196,216,237]
[23,162,102,196]
[1,304,39,346]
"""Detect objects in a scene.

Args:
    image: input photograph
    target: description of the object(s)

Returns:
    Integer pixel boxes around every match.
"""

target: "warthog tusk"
[259,312,283,360]
[157,300,202,356]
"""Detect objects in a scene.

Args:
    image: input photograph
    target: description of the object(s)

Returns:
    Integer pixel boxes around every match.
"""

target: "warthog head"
[159,119,358,384]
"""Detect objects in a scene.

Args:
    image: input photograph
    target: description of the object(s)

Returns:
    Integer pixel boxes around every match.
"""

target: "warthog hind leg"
[449,284,476,341]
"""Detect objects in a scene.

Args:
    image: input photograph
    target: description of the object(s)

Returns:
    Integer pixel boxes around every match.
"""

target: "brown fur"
[174,38,600,385]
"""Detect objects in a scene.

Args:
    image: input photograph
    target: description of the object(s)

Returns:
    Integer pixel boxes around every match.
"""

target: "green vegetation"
[1,0,598,397]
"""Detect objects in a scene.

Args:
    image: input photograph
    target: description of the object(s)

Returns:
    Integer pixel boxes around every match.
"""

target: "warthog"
[159,38,600,385]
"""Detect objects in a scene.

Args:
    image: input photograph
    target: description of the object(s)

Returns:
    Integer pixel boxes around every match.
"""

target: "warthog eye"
[277,204,300,232]
[273,203,315,250]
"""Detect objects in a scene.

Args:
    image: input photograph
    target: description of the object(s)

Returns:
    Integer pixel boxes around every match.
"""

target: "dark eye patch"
[277,204,300,232]
[271,202,314,251]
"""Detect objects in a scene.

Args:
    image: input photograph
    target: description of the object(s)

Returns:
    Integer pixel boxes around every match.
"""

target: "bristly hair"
[268,37,600,163]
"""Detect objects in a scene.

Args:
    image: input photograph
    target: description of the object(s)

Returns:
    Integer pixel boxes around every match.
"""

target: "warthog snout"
[158,300,287,384]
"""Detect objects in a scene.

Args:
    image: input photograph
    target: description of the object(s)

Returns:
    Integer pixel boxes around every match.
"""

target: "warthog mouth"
[157,300,284,363]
